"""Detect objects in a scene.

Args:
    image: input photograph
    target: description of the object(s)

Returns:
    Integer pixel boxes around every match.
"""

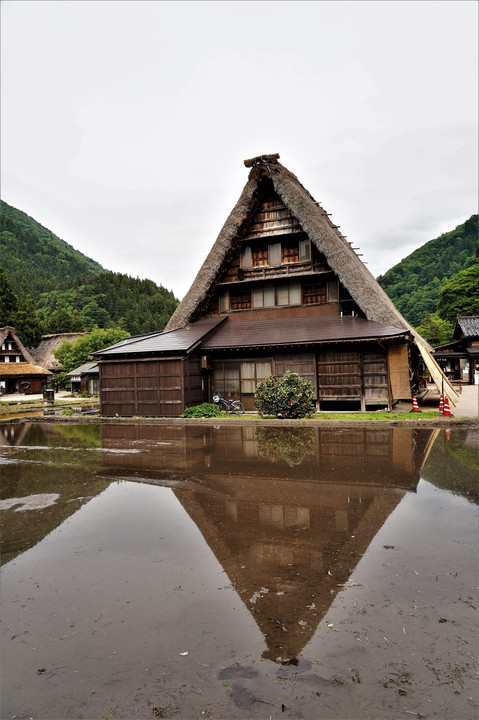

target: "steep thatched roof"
[29,333,86,371]
[0,326,35,363]
[165,155,424,346]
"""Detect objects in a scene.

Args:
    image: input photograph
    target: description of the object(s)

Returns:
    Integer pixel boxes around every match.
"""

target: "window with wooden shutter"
[230,290,251,310]
[252,246,268,266]
[282,242,299,263]
[303,282,326,304]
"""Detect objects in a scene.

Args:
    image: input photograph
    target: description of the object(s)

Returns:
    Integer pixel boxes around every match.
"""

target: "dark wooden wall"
[100,358,186,416]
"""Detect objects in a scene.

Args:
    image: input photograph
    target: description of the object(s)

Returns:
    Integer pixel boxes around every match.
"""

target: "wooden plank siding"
[100,358,192,416]
[317,350,362,403]
[363,351,389,406]
[317,347,389,410]
[273,352,317,396]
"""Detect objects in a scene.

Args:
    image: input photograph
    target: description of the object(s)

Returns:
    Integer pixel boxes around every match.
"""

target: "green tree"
[43,308,85,334]
[52,327,130,374]
[0,266,18,326]
[14,277,42,346]
[415,313,453,346]
[437,262,479,323]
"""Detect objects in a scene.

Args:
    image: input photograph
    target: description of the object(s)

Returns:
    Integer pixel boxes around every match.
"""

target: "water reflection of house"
[0,422,29,447]
[94,155,455,416]
[101,424,436,661]
[0,327,52,394]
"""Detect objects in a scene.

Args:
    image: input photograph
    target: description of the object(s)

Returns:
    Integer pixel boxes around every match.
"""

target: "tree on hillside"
[377,214,478,326]
[415,313,453,346]
[437,263,479,323]
[0,267,18,326]
[52,327,130,377]
[14,277,43,347]
[42,307,85,334]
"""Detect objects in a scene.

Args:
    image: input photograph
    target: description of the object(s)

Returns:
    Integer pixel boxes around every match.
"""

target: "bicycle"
[212,394,245,414]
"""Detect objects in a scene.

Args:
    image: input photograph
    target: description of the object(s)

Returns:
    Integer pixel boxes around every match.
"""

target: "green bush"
[255,371,316,418]
[181,403,222,418]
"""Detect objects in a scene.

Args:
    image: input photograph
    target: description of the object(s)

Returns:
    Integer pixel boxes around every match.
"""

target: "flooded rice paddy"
[1,422,478,720]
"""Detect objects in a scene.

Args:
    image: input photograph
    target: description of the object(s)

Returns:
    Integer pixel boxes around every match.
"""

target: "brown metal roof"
[201,315,408,350]
[94,317,225,357]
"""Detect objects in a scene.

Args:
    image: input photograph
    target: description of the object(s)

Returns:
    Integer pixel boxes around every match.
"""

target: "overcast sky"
[1,0,477,300]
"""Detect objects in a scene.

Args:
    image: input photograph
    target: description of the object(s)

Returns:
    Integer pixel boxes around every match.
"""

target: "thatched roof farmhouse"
[95,154,455,416]
[1,327,52,395]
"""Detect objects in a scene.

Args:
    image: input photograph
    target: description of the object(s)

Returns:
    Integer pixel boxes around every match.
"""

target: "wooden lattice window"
[303,283,326,304]
[252,246,268,266]
[282,242,299,264]
[230,291,251,310]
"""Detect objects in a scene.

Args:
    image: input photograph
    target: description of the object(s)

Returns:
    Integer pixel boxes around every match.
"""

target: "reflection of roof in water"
[175,477,406,662]
[100,424,437,491]
[100,423,437,662]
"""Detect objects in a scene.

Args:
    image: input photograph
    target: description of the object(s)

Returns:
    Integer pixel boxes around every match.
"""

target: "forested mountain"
[0,200,104,295]
[37,272,179,336]
[377,215,478,326]
[0,200,178,339]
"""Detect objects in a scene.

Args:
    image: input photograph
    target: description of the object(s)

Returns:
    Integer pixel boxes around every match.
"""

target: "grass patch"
[312,410,442,421]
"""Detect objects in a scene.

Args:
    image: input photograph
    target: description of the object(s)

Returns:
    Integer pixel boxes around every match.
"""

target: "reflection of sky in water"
[0,493,60,511]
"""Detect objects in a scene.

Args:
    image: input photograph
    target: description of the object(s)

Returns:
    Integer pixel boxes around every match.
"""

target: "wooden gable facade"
[0,327,52,395]
[95,154,450,416]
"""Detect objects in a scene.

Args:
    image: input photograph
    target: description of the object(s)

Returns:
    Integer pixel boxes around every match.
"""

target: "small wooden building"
[0,327,52,394]
[434,316,479,384]
[67,361,99,395]
[95,154,453,416]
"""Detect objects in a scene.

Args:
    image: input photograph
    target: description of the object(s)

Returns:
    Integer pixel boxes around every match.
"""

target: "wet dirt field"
[1,422,478,720]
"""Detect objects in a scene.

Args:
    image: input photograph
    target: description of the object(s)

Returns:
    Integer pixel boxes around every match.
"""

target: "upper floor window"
[241,240,309,269]
[230,290,251,310]
[219,277,339,313]
[303,282,326,304]
[282,242,299,264]
[252,246,269,267]
[299,239,310,261]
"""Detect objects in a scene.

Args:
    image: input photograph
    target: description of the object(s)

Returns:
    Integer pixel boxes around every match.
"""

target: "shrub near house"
[255,371,315,418]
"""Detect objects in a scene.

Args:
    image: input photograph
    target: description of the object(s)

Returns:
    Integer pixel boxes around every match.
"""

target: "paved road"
[421,383,479,418]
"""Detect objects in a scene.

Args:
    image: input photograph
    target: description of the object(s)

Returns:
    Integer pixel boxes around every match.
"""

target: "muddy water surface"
[1,423,478,720]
